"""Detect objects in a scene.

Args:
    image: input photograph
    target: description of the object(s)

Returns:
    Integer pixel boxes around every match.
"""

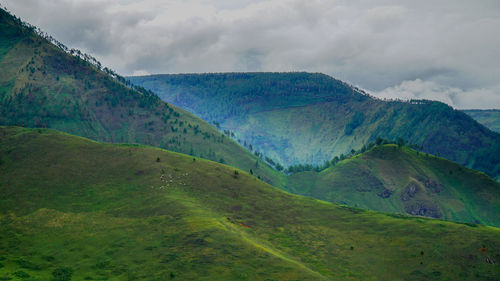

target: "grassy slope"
[0,9,283,187]
[287,144,500,227]
[0,126,499,280]
[463,109,500,133]
[129,73,500,179]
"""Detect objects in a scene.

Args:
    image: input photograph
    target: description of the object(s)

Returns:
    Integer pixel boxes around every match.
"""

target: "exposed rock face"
[404,202,442,218]
[422,178,442,193]
[401,182,419,201]
[377,188,393,198]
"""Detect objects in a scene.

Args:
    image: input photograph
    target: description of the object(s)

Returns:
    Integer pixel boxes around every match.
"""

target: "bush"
[13,271,30,278]
[16,258,40,270]
[52,267,73,281]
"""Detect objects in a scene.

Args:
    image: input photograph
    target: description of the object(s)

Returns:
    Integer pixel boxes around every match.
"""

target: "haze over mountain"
[1,126,499,280]
[129,73,500,180]
[463,109,500,133]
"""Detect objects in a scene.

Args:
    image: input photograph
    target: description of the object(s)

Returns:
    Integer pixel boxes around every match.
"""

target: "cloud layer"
[3,0,500,109]
[373,79,500,109]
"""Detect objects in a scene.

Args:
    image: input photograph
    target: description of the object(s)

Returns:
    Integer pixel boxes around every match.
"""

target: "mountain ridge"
[129,73,500,179]
[0,8,284,186]
[286,144,500,227]
[463,109,500,133]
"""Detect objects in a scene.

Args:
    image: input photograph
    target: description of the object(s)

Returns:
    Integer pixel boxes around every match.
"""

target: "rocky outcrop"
[422,178,442,193]
[401,182,419,201]
[377,188,393,198]
[404,202,442,218]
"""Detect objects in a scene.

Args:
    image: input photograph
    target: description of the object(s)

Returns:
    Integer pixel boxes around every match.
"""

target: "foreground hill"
[129,73,500,179]
[0,8,282,186]
[0,126,499,280]
[287,144,500,227]
[463,109,500,133]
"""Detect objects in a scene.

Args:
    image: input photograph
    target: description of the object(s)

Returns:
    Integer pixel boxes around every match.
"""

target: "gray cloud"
[3,0,500,109]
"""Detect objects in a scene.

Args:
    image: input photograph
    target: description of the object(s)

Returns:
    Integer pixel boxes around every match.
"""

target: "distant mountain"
[1,126,499,280]
[0,8,282,186]
[129,73,500,179]
[286,144,500,227]
[463,109,500,133]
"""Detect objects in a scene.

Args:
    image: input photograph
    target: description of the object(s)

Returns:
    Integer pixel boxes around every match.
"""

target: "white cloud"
[3,0,500,108]
[374,79,500,109]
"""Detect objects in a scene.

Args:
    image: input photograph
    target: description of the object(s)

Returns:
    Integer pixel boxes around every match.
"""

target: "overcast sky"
[3,0,500,109]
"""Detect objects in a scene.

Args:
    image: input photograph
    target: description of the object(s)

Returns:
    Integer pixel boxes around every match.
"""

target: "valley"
[129,73,500,180]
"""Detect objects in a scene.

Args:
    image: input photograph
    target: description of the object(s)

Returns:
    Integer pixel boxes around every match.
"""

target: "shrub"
[16,258,40,270]
[13,271,30,278]
[52,267,73,281]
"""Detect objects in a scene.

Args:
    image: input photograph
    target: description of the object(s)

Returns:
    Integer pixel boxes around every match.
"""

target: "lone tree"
[397,137,405,147]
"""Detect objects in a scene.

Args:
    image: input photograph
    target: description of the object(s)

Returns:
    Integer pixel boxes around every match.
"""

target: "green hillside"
[0,8,283,186]
[129,73,500,179]
[1,126,499,280]
[2,7,499,230]
[287,144,500,227]
[463,109,500,133]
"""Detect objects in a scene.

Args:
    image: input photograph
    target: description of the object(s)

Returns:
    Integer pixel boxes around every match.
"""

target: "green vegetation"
[129,73,500,179]
[285,137,420,174]
[0,8,283,187]
[286,144,500,227]
[463,109,500,133]
[1,6,499,231]
[1,126,499,280]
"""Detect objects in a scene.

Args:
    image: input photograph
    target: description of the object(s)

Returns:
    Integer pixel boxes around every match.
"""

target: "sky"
[3,0,500,109]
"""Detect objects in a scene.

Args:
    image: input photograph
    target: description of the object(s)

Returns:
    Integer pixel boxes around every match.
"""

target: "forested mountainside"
[0,8,283,186]
[130,73,500,180]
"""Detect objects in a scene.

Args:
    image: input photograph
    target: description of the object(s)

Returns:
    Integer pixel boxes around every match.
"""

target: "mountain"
[0,8,283,186]
[1,126,499,280]
[463,109,500,133]
[129,73,500,179]
[2,7,499,227]
[286,144,500,227]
